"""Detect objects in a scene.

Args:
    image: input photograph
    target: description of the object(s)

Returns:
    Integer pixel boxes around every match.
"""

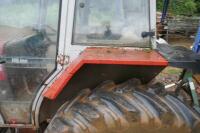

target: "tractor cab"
[0,0,155,125]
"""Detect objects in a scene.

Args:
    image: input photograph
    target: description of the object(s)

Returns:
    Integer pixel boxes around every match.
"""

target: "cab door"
[0,0,61,124]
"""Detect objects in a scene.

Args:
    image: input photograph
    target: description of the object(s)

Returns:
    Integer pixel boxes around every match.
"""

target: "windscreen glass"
[0,0,60,124]
[73,0,150,47]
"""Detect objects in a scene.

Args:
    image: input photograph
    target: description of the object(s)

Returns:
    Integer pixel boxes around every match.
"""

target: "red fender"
[43,47,168,100]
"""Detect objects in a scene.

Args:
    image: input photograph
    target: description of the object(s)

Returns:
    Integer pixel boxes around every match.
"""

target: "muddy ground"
[168,34,194,48]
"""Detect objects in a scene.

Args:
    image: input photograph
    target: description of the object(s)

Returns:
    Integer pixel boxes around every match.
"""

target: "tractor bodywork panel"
[43,47,168,99]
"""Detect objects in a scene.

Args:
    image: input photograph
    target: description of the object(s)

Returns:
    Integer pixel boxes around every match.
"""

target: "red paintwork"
[43,47,168,100]
[0,40,6,80]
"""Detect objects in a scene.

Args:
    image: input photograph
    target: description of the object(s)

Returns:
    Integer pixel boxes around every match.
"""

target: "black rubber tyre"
[0,128,15,133]
[45,79,200,133]
[0,128,8,133]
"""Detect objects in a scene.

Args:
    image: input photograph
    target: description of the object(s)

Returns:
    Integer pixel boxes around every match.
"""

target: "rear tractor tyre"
[0,128,8,133]
[45,79,200,133]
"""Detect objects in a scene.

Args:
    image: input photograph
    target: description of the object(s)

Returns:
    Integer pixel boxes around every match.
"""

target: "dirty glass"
[73,0,150,47]
[0,0,60,124]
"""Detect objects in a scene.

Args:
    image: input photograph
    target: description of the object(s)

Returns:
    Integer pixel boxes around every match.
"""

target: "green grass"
[163,67,182,75]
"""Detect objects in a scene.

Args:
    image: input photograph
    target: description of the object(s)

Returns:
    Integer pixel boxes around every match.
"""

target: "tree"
[194,0,200,14]
[157,0,199,16]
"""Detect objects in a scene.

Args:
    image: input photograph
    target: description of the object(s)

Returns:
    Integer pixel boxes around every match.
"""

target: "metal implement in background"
[193,22,200,54]
[161,0,170,23]
[192,22,200,113]
[157,42,200,112]
[188,77,200,112]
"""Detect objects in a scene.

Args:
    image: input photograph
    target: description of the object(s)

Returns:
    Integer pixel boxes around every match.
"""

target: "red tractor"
[0,0,200,133]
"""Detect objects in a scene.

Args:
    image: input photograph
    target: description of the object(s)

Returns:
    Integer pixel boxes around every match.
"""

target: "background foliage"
[157,0,200,16]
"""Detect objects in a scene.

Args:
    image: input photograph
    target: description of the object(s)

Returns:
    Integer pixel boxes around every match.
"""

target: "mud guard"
[43,47,168,100]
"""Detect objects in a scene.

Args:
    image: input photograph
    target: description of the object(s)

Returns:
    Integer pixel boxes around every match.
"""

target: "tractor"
[0,0,200,133]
